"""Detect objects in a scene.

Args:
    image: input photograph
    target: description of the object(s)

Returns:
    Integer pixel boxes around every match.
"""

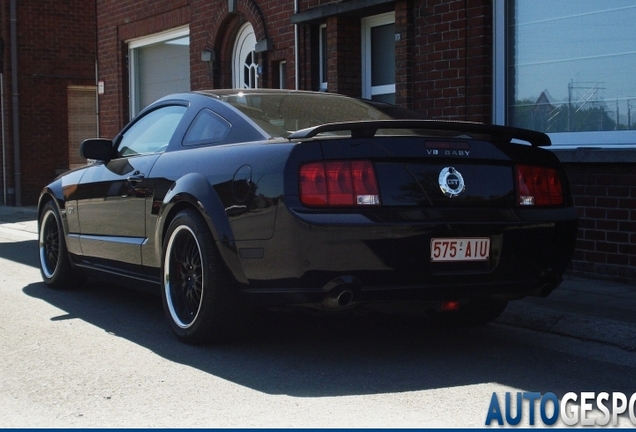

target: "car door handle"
[127,172,145,185]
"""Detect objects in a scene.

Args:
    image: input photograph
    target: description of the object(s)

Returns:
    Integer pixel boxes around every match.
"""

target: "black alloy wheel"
[39,207,60,280]
[162,209,241,343]
[164,223,204,328]
[38,201,86,288]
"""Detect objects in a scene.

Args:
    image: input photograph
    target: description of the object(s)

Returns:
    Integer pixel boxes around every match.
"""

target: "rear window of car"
[222,93,424,138]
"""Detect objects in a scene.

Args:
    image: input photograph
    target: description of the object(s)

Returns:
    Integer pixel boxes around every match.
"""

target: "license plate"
[430,237,490,262]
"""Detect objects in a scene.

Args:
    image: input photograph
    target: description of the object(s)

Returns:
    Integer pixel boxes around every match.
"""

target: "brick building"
[4,0,636,284]
[0,0,97,205]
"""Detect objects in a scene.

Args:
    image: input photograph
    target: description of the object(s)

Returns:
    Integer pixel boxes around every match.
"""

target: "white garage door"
[128,27,190,117]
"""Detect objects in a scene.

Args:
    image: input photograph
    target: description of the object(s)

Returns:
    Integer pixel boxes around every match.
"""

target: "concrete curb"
[498,301,636,352]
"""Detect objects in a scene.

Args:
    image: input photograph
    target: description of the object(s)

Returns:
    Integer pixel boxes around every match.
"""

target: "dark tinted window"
[183,109,231,146]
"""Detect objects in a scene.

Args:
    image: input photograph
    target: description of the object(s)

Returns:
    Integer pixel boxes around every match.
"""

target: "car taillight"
[516,164,564,206]
[299,160,380,207]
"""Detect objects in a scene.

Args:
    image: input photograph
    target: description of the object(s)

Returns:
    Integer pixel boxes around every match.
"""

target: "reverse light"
[299,160,380,207]
[516,164,564,206]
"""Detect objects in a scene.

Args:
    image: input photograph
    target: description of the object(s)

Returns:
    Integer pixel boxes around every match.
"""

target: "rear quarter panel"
[144,140,295,273]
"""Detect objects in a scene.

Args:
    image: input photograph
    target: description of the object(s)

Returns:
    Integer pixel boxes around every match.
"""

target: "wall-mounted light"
[255,38,273,53]
[201,49,215,63]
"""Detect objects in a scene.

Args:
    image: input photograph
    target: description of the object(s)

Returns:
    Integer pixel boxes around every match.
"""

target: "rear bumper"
[234,205,578,307]
[242,278,563,310]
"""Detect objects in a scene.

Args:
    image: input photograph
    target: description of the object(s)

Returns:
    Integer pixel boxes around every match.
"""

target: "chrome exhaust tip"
[322,289,354,309]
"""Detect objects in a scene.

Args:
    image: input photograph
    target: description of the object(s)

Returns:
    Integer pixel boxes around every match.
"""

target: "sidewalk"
[499,277,636,351]
[1,204,635,351]
[0,205,38,235]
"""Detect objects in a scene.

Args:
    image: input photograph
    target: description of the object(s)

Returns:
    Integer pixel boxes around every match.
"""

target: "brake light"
[299,160,380,207]
[516,165,563,206]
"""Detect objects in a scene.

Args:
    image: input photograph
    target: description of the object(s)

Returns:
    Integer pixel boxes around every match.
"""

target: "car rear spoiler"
[287,120,551,147]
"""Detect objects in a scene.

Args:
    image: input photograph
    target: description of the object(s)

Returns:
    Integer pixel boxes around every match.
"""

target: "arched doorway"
[232,23,258,89]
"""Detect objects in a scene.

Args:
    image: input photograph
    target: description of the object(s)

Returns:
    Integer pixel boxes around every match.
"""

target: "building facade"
[94,0,636,285]
[0,0,97,206]
[2,0,633,283]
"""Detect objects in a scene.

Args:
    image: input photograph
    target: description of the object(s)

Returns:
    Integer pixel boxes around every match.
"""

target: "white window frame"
[492,1,506,127]
[361,12,396,101]
[279,61,287,89]
[493,0,636,149]
[319,24,328,91]
[127,26,190,118]
[233,23,258,89]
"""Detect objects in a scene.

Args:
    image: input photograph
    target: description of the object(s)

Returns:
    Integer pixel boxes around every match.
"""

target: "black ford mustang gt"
[38,89,578,343]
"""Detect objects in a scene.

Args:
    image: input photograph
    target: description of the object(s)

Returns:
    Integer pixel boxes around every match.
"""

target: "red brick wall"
[261,0,296,89]
[395,1,414,108]
[97,0,493,129]
[97,1,190,138]
[326,15,361,97]
[98,0,298,130]
[411,0,492,121]
[196,0,296,90]
[1,1,96,205]
[96,0,494,121]
[564,163,636,283]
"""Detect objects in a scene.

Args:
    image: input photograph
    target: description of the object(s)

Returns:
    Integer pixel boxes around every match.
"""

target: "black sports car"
[38,89,578,342]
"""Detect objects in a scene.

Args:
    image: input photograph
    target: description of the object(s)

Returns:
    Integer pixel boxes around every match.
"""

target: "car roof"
[193,88,349,99]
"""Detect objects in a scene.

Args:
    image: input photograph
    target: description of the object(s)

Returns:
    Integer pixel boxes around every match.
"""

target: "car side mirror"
[80,138,115,162]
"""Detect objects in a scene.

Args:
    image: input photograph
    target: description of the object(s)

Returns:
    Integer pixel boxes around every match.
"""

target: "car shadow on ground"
[23,279,635,398]
[0,239,39,268]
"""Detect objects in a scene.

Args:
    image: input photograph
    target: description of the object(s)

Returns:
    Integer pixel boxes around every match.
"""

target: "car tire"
[427,298,508,328]
[38,201,87,289]
[161,209,242,343]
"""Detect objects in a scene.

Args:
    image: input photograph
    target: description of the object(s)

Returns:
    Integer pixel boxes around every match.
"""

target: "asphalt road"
[1,222,635,428]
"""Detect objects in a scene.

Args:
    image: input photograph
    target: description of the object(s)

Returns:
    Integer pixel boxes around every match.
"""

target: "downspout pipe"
[294,0,299,90]
[0,38,6,206]
[10,0,20,206]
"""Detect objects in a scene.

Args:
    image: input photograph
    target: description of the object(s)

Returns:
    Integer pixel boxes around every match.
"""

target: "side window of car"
[182,109,231,146]
[118,105,187,157]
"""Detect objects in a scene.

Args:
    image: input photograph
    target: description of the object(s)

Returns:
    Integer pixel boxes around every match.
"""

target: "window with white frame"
[319,24,328,91]
[362,12,396,104]
[233,23,258,89]
[128,27,190,118]
[494,1,636,148]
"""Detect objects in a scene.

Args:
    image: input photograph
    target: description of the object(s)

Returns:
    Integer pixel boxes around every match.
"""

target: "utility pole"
[616,99,619,130]
[567,80,572,132]
[567,80,606,132]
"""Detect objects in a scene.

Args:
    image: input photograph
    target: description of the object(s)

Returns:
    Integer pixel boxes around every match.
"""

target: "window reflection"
[507,1,636,133]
